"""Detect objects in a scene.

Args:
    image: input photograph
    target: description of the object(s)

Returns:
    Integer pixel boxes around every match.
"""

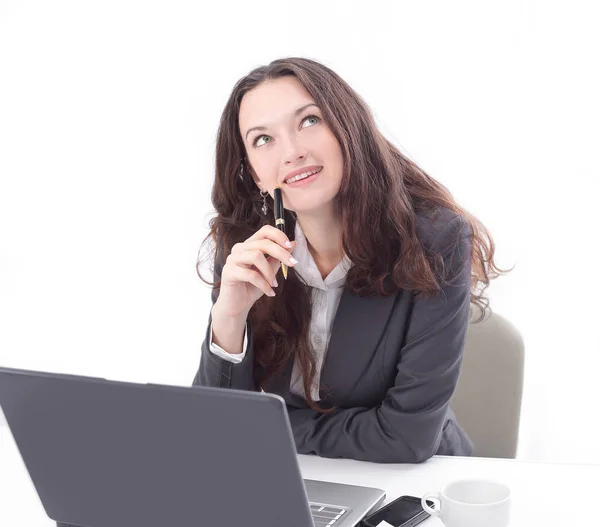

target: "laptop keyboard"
[309,502,348,526]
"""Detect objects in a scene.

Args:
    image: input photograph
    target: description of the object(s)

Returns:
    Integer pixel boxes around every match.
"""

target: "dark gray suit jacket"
[192,208,474,464]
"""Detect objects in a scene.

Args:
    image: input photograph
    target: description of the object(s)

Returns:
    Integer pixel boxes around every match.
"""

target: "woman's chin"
[288,198,339,217]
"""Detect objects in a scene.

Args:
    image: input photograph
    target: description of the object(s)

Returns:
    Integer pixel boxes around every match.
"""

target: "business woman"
[192,57,508,465]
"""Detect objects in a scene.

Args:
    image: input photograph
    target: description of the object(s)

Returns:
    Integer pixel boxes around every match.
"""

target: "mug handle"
[421,492,441,517]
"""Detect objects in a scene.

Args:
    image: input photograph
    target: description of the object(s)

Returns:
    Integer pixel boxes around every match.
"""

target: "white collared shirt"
[208,221,353,401]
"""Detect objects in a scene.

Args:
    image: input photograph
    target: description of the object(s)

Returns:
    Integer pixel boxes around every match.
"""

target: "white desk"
[1,424,598,526]
[299,453,599,526]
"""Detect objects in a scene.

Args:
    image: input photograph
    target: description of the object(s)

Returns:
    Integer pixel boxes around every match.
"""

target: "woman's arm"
[287,217,473,463]
[192,243,258,391]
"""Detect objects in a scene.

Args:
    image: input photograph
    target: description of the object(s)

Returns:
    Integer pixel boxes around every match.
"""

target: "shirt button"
[313,335,322,345]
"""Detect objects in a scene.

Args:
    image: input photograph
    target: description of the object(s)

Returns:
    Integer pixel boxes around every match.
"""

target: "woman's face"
[238,76,344,215]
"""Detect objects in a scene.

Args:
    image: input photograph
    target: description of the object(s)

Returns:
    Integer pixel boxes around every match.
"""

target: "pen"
[273,186,289,280]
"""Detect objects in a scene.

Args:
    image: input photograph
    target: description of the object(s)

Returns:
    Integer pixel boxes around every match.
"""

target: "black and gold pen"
[273,186,288,279]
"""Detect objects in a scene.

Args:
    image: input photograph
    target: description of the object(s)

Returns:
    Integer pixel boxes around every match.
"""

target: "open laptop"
[0,366,385,527]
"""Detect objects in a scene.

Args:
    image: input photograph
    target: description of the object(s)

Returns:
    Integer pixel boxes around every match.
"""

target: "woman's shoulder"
[414,206,471,252]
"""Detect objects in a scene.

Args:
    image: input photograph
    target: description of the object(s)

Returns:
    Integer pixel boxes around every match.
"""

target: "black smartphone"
[360,495,433,527]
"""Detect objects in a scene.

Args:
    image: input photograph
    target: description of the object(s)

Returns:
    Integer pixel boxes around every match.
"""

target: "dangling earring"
[259,189,268,216]
[241,157,268,216]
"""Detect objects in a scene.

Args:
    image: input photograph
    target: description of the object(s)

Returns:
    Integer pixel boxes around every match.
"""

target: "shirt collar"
[291,220,353,291]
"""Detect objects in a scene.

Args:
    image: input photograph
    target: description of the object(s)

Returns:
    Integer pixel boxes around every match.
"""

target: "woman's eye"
[301,114,321,128]
[253,114,321,147]
[253,135,271,147]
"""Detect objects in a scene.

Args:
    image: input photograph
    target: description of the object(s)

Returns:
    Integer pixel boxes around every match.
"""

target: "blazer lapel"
[264,282,398,408]
[319,286,398,404]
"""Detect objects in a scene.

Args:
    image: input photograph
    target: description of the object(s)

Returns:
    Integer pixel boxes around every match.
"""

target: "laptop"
[0,366,386,527]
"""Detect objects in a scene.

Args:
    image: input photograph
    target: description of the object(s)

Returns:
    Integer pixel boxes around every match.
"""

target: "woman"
[193,57,507,464]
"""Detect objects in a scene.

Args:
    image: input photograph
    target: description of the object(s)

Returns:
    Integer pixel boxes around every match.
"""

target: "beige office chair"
[450,307,525,459]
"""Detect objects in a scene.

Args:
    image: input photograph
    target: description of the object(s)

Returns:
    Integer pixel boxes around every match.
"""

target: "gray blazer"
[193,209,474,463]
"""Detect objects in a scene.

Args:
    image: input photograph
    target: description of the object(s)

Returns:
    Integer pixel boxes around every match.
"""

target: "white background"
[1,0,599,466]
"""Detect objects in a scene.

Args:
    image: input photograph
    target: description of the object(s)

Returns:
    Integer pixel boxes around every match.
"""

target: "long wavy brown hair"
[196,57,510,413]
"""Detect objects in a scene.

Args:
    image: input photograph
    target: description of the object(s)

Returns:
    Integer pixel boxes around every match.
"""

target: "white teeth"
[286,167,321,184]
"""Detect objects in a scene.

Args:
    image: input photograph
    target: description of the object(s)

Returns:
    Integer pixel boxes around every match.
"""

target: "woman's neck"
[296,207,344,280]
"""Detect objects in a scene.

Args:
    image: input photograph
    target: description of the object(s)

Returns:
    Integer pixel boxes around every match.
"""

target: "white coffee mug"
[421,478,511,527]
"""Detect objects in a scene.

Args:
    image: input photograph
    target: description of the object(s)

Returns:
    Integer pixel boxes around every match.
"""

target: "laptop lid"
[0,366,315,527]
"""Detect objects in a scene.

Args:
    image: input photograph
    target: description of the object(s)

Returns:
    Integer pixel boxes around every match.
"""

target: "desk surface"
[299,453,599,526]
[1,425,598,526]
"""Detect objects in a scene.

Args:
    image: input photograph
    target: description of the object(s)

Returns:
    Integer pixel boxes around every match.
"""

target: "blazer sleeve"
[208,320,249,362]
[191,241,259,392]
[287,216,473,463]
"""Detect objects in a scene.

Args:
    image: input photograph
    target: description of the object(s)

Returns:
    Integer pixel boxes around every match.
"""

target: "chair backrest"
[450,308,525,458]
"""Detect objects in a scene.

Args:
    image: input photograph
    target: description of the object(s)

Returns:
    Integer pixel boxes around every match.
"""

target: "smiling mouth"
[284,166,323,185]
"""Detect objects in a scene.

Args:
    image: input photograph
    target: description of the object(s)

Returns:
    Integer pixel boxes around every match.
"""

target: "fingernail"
[272,278,278,287]
[268,289,276,297]
[284,240,293,248]
[289,256,299,265]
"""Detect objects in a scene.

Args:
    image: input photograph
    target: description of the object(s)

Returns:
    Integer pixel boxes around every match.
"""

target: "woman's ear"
[250,172,262,190]
[243,157,258,186]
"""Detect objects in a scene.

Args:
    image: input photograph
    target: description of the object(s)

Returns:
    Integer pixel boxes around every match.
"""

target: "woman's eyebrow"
[245,103,319,141]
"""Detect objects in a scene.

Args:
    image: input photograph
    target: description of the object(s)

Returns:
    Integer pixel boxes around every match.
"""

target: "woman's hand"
[213,225,298,319]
